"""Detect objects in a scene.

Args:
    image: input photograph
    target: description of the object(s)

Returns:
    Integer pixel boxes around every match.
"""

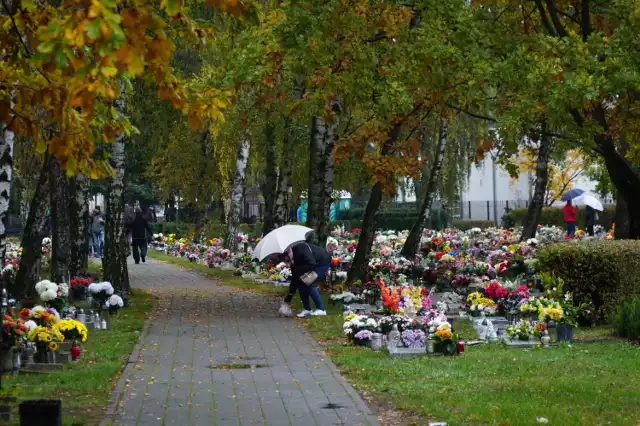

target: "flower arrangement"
[330,292,362,305]
[401,329,426,348]
[70,278,91,300]
[107,294,125,313]
[35,280,68,312]
[88,281,114,307]
[353,329,374,342]
[343,314,377,341]
[430,322,458,355]
[2,315,28,348]
[27,306,60,326]
[506,320,540,341]
[27,325,65,350]
[54,319,88,343]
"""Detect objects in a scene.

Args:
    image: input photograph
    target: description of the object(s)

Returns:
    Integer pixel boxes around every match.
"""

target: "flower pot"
[71,343,81,362]
[34,347,48,364]
[518,335,529,341]
[354,338,371,347]
[556,323,574,343]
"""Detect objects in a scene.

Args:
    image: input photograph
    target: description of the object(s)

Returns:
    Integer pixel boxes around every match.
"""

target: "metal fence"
[454,199,530,223]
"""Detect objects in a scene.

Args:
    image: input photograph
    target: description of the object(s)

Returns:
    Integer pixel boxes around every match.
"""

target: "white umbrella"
[575,193,604,211]
[253,225,313,261]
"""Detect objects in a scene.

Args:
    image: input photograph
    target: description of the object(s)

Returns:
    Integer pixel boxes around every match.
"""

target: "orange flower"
[18,309,30,320]
[436,329,453,340]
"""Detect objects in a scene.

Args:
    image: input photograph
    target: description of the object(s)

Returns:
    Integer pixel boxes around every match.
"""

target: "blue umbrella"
[561,188,585,202]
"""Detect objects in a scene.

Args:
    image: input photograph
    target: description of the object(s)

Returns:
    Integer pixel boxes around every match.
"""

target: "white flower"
[25,320,37,331]
[40,289,57,301]
[58,283,69,297]
[107,294,124,308]
[35,280,52,295]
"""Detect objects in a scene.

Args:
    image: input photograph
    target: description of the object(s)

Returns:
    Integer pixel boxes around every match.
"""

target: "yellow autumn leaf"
[101,66,118,77]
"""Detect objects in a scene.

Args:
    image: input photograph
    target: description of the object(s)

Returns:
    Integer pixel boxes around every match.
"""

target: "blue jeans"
[566,222,576,237]
[91,231,104,257]
[299,264,329,311]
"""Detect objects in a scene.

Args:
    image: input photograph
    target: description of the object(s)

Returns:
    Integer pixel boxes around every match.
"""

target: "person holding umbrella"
[585,205,596,236]
[563,200,578,237]
[283,241,330,318]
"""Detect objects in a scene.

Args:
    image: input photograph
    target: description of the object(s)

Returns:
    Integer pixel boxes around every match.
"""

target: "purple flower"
[401,329,426,348]
[354,330,373,341]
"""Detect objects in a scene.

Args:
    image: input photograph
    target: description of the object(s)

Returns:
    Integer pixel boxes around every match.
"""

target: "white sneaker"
[311,310,327,316]
[297,310,312,318]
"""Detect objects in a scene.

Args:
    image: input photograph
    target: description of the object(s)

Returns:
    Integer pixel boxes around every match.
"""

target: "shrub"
[451,220,495,231]
[153,221,195,238]
[505,206,615,229]
[537,240,640,322]
[614,296,640,343]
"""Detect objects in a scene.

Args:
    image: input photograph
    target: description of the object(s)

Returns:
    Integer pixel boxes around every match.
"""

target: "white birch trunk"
[104,86,130,291]
[0,121,14,266]
[70,173,90,277]
[225,136,250,249]
[401,118,448,259]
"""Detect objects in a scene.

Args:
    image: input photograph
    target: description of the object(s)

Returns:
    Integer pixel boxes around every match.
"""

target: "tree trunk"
[0,120,14,267]
[307,105,339,247]
[597,135,640,239]
[69,173,90,277]
[401,118,448,259]
[274,83,302,230]
[613,191,629,239]
[273,117,293,229]
[520,131,553,241]
[194,132,210,237]
[262,119,278,235]
[225,136,250,249]
[15,156,49,298]
[347,123,402,283]
[49,158,71,284]
[103,89,130,291]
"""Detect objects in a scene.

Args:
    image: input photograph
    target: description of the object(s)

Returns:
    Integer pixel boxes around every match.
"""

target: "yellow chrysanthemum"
[49,342,58,352]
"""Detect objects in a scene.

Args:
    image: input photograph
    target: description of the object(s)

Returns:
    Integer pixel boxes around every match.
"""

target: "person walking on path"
[90,206,105,257]
[585,205,596,236]
[128,209,152,264]
[564,200,578,237]
[283,242,330,318]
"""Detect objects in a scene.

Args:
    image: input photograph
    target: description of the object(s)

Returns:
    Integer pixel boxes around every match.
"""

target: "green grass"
[141,253,640,424]
[301,298,640,425]
[147,250,288,295]
[0,290,154,425]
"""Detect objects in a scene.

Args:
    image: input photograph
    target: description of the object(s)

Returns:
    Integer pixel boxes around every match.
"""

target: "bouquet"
[2,315,28,349]
[27,326,65,351]
[54,319,88,343]
[401,329,426,348]
[88,281,114,307]
[26,306,60,326]
[70,278,90,301]
[106,294,125,314]
[35,280,68,313]
[430,322,458,355]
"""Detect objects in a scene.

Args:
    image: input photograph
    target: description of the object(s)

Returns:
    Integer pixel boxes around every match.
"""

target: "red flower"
[434,251,444,260]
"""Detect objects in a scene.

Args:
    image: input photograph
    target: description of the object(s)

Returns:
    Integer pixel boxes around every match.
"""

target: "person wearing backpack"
[283,242,330,318]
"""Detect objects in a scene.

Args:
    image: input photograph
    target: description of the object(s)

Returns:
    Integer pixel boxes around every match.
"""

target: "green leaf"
[37,41,55,54]
[85,19,101,41]
[55,50,68,69]
[161,0,181,17]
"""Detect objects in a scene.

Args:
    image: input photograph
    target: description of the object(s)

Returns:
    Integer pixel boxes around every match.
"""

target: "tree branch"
[544,0,569,37]
[533,0,557,36]
[445,103,496,123]
[581,0,591,41]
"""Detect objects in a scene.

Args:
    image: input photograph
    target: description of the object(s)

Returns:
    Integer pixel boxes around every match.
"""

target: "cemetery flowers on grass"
[0,290,154,425]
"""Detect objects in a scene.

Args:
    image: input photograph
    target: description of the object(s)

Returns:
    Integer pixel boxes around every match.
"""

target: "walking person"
[283,241,330,318]
[90,206,105,257]
[563,200,578,237]
[127,209,152,264]
[585,205,596,237]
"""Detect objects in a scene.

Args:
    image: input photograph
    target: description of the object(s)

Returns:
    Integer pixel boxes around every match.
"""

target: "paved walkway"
[105,258,379,426]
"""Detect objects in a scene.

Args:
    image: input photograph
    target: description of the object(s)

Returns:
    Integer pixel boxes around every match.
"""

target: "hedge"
[537,240,640,322]
[505,206,615,229]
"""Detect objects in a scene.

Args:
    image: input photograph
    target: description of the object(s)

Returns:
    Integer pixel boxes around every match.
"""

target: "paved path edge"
[101,298,156,426]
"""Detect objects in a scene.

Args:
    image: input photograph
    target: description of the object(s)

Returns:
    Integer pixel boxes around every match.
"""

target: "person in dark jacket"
[127,209,152,264]
[585,205,596,236]
[283,242,330,318]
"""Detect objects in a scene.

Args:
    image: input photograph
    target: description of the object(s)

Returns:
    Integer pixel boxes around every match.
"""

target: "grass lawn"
[303,295,640,426]
[147,250,288,296]
[144,252,640,425]
[0,290,154,425]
